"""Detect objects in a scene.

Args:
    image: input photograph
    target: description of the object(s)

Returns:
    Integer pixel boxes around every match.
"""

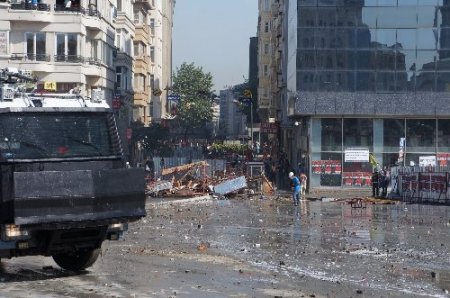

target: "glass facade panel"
[397,29,417,49]
[321,118,342,151]
[319,153,342,187]
[436,72,450,90]
[375,29,397,47]
[343,118,373,150]
[296,2,450,92]
[406,119,436,152]
[384,119,405,152]
[438,119,450,152]
[417,28,438,50]
[416,71,436,91]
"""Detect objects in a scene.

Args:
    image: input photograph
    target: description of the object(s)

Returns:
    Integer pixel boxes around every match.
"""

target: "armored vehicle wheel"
[53,248,100,271]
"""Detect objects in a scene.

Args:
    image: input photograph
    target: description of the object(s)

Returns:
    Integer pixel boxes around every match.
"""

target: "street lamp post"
[234,89,254,154]
[250,100,253,148]
[243,89,254,149]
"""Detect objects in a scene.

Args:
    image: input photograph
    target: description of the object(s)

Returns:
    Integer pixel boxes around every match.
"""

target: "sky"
[172,0,258,92]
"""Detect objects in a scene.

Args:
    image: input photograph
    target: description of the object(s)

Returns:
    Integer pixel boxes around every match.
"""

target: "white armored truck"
[0,68,146,270]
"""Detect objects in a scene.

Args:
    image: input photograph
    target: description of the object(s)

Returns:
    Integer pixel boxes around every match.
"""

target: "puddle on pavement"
[143,197,450,296]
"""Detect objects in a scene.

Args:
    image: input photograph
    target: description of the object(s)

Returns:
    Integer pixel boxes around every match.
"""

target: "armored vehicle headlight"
[3,224,29,239]
[108,223,127,231]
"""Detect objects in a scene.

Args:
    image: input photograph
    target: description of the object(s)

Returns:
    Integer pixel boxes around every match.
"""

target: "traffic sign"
[243,89,252,98]
[238,96,252,105]
[168,94,180,101]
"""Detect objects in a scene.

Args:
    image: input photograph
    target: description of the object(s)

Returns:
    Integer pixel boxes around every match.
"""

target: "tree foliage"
[208,143,249,156]
[232,81,259,123]
[172,62,214,131]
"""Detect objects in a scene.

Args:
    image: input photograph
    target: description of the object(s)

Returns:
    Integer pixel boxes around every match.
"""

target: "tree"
[172,62,214,135]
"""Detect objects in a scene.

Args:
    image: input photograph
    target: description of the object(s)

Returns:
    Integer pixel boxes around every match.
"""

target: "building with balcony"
[132,0,154,126]
[284,0,450,189]
[257,0,285,157]
[148,0,175,123]
[0,0,117,101]
[257,0,273,122]
[115,0,135,158]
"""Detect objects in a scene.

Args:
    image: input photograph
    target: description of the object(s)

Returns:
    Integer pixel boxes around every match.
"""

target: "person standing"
[381,167,389,197]
[372,171,379,197]
[289,172,301,206]
[300,171,308,199]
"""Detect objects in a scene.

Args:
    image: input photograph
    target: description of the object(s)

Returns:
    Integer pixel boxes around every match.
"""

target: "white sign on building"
[419,156,436,167]
[345,148,370,162]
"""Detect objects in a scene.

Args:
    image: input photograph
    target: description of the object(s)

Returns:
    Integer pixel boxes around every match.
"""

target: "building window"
[116,66,122,89]
[117,0,122,11]
[55,33,79,62]
[134,43,138,57]
[149,18,155,35]
[263,65,269,76]
[150,46,155,62]
[264,43,269,55]
[343,118,373,150]
[91,39,98,60]
[406,119,436,153]
[264,21,270,33]
[116,32,121,50]
[150,74,155,89]
[25,32,46,61]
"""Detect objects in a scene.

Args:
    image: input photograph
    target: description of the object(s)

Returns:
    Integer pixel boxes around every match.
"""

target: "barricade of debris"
[146,161,275,199]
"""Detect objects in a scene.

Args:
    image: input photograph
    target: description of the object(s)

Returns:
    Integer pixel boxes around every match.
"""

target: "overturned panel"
[147,180,173,194]
[214,176,247,195]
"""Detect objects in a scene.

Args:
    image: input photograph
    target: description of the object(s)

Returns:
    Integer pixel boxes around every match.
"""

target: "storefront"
[307,117,450,188]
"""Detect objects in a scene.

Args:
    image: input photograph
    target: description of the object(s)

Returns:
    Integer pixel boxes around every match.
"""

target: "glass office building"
[288,0,450,187]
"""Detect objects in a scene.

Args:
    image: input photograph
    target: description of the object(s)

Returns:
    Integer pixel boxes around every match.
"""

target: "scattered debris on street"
[146,161,274,199]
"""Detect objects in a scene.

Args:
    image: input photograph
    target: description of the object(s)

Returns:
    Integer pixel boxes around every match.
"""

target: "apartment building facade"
[0,0,117,99]
[148,0,175,123]
[257,0,285,157]
[132,0,154,125]
[115,0,135,155]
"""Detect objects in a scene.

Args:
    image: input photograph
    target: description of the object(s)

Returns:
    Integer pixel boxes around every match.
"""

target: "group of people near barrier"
[371,167,390,197]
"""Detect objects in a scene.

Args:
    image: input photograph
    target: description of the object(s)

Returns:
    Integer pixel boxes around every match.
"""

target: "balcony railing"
[54,54,84,63]
[10,53,51,62]
[86,57,102,65]
[53,55,103,65]
[10,2,50,11]
[53,4,101,17]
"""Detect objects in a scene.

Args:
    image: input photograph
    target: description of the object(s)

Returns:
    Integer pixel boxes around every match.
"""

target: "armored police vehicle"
[0,68,146,271]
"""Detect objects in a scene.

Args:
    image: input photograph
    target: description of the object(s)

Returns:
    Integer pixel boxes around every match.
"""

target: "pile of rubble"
[146,161,274,198]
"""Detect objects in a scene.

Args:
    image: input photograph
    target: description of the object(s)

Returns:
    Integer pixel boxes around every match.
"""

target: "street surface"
[0,196,449,297]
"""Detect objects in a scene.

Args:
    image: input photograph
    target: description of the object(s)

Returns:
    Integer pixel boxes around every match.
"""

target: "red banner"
[311,160,341,175]
[437,153,450,166]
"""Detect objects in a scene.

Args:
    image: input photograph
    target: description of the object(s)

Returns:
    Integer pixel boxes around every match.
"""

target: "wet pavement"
[0,195,449,297]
